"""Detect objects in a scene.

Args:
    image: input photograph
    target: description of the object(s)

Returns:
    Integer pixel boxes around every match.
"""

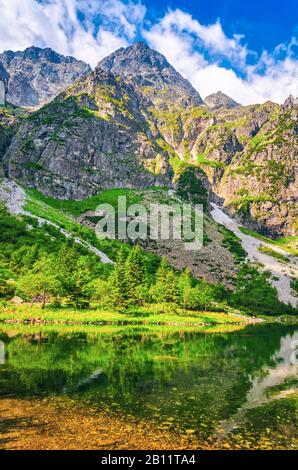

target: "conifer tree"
[109,250,128,309]
[178,268,193,309]
[151,258,179,304]
[125,245,147,305]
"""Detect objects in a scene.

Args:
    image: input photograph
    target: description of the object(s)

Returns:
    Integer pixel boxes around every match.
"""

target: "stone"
[0,46,91,107]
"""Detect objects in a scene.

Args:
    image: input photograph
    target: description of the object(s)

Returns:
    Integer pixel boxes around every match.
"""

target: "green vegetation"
[219,226,246,263]
[169,155,188,178]
[0,204,230,317]
[99,250,224,312]
[155,137,179,160]
[24,162,44,171]
[291,278,298,296]
[239,227,298,256]
[0,204,112,306]
[1,186,296,320]
[0,304,245,326]
[258,244,289,263]
[26,187,143,217]
[20,138,36,153]
[196,153,223,168]
[248,134,271,153]
[230,264,295,315]
[230,193,274,215]
[176,166,208,208]
[24,187,146,261]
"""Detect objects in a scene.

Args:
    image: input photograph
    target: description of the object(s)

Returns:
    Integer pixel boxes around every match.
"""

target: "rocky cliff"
[204,91,240,109]
[1,43,297,236]
[0,46,91,107]
[98,44,297,236]
[0,62,8,105]
[99,42,203,109]
[2,67,173,199]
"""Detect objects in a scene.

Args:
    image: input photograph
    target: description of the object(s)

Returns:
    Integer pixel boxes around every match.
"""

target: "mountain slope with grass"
[2,66,175,199]
[0,42,297,316]
[1,43,297,237]
[1,177,296,315]
[99,44,298,237]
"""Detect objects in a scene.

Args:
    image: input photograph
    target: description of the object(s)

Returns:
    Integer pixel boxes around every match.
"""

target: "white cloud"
[0,0,146,66]
[152,9,248,66]
[143,8,298,104]
[0,2,297,104]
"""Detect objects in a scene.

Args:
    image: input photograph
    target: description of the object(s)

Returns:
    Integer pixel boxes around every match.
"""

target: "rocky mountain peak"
[98,42,203,107]
[282,94,298,110]
[204,91,240,109]
[0,46,91,107]
[93,65,122,84]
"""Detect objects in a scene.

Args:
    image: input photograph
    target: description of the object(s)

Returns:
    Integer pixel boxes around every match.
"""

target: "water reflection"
[0,323,297,446]
[215,331,298,441]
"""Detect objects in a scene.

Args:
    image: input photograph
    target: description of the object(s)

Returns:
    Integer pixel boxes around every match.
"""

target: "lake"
[0,323,297,449]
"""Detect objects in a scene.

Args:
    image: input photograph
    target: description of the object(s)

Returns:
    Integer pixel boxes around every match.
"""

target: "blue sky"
[143,0,298,55]
[0,0,297,104]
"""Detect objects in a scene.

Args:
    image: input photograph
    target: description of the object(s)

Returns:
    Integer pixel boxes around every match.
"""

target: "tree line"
[0,205,296,315]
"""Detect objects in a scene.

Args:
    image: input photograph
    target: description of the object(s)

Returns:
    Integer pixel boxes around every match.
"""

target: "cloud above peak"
[149,9,248,66]
[143,8,298,105]
[0,0,145,65]
[0,0,297,105]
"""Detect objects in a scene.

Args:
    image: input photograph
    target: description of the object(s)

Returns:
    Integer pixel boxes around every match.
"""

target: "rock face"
[183,99,298,236]
[0,62,8,105]
[3,67,173,199]
[99,42,203,108]
[0,46,91,107]
[204,91,240,109]
[1,42,297,236]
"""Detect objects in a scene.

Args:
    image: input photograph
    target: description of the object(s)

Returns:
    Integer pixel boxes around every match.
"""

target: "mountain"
[1,42,297,237]
[0,46,91,107]
[2,67,173,199]
[98,42,206,154]
[205,91,240,109]
[99,41,203,108]
[189,97,298,236]
[0,62,8,105]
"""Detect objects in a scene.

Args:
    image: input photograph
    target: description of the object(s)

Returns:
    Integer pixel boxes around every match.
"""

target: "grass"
[239,227,298,256]
[195,153,223,168]
[258,244,289,263]
[0,304,249,326]
[0,321,246,335]
[291,279,298,296]
[25,188,144,217]
[24,189,136,261]
[219,226,246,263]
[230,194,274,214]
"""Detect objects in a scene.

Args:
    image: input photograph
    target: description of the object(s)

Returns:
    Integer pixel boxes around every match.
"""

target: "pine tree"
[125,245,147,305]
[151,258,179,304]
[178,268,193,309]
[55,244,93,308]
[109,250,128,309]
[163,269,179,303]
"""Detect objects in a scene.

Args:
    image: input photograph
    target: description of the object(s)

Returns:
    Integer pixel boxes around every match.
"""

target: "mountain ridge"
[0,42,297,237]
[205,91,240,109]
[99,41,203,108]
[0,46,91,107]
